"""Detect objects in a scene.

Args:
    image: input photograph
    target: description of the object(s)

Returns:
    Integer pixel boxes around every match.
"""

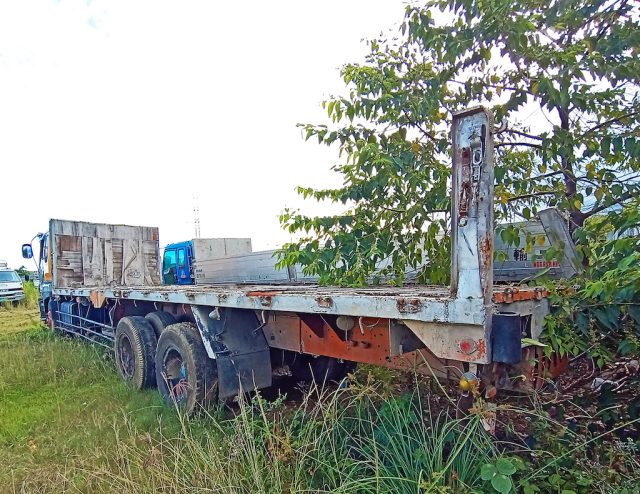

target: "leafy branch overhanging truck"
[22,107,555,412]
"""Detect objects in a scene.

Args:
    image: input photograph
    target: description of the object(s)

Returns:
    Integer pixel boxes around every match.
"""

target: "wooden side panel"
[54,235,84,288]
[50,219,160,288]
[122,238,144,285]
[104,239,114,284]
[112,239,124,284]
[143,240,161,285]
[82,237,105,285]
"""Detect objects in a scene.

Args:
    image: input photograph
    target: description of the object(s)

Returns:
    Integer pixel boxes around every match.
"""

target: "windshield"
[0,271,21,282]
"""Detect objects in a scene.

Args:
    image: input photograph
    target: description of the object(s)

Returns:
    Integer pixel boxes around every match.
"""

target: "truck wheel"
[155,323,218,414]
[114,316,158,390]
[145,311,177,339]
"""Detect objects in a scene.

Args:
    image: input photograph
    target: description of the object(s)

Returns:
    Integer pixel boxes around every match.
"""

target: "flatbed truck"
[22,107,551,412]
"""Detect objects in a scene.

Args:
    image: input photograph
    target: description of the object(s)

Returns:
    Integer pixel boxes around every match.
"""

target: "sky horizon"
[1,0,410,270]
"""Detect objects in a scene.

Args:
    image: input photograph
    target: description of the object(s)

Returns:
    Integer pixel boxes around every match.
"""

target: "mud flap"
[192,305,272,398]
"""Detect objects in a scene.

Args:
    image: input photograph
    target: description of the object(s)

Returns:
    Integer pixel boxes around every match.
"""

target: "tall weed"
[86,382,496,493]
[20,281,40,310]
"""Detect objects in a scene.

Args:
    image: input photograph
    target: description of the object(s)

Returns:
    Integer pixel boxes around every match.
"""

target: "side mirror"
[22,244,33,259]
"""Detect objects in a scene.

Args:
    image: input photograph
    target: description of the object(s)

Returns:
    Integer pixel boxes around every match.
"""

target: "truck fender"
[191,305,272,398]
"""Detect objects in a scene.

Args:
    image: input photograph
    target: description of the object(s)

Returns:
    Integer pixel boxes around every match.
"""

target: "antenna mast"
[193,196,201,238]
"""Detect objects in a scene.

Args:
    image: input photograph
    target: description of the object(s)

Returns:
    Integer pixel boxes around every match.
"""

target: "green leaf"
[278,0,640,291]
[496,458,516,475]
[480,464,497,481]
[522,481,540,494]
[491,474,513,494]
[521,338,548,348]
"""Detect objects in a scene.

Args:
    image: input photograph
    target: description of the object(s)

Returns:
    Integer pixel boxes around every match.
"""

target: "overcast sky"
[0,0,409,269]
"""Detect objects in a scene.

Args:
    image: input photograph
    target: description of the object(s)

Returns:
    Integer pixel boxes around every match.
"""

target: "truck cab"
[162,241,194,285]
[0,260,25,304]
[162,238,253,285]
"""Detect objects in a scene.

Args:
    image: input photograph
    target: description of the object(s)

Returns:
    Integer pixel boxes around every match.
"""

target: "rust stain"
[480,236,492,263]
[315,296,333,309]
[477,338,486,358]
[247,291,280,297]
[493,287,549,304]
[396,298,422,314]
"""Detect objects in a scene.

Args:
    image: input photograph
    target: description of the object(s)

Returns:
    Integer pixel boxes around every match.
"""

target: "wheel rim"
[162,348,191,404]
[117,334,135,379]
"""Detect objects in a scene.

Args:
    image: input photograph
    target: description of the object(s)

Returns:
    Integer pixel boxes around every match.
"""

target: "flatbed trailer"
[24,107,551,411]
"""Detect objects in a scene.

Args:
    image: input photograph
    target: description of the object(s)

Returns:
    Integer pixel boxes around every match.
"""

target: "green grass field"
[0,306,184,492]
[0,305,495,493]
[2,304,638,493]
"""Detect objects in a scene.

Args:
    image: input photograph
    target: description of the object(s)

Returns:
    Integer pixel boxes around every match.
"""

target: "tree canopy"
[277,0,639,286]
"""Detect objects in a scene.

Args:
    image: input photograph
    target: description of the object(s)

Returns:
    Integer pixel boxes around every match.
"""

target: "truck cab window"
[178,248,186,267]
[163,249,177,285]
[164,250,177,271]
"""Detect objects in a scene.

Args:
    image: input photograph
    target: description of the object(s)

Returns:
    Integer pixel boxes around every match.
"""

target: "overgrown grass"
[0,280,39,311]
[85,383,495,494]
[0,306,496,493]
[2,306,639,493]
[21,281,40,309]
[0,307,183,492]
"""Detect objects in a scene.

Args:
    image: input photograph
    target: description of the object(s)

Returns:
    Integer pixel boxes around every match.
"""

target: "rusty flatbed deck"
[53,283,547,326]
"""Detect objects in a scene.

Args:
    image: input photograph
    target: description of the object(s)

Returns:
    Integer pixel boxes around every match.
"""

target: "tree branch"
[401,108,437,142]
[535,170,565,180]
[449,79,532,95]
[583,190,638,219]
[495,142,543,150]
[582,110,640,136]
[507,190,560,202]
[501,128,544,141]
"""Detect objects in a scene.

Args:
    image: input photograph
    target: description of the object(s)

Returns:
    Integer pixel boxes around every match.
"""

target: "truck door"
[176,246,192,285]
[163,249,178,285]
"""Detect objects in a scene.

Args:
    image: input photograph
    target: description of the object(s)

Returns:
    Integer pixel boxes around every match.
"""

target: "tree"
[277,0,639,286]
[15,266,29,278]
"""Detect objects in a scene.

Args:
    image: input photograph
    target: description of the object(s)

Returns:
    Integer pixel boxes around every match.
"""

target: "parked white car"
[0,260,25,304]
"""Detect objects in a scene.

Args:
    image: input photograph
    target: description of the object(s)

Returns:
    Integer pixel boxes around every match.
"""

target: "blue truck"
[161,238,252,285]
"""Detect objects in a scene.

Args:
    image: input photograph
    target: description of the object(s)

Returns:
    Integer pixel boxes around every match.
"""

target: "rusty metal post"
[450,107,495,304]
[449,107,495,365]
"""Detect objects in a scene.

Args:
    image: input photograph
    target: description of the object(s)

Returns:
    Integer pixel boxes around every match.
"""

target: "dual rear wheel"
[114,314,355,414]
[114,315,217,414]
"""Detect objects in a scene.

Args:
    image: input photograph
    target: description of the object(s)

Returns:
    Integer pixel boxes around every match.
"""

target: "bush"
[21,281,40,310]
[543,203,640,366]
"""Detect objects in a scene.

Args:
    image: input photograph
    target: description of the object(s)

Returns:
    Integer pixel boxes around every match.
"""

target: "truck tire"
[114,316,158,390]
[145,311,177,339]
[155,322,218,414]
